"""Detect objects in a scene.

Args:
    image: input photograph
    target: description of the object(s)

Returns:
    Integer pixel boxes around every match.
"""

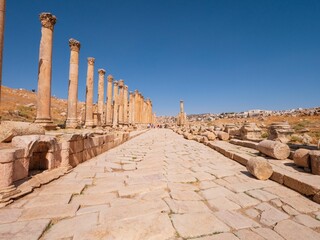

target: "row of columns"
[32,12,154,130]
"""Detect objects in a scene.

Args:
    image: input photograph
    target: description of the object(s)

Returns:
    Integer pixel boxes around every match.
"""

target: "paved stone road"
[1,129,320,239]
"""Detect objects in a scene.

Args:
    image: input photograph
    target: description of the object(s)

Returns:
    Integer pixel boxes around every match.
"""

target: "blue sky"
[3,0,320,116]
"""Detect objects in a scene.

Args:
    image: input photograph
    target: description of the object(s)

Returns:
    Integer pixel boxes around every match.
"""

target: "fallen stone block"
[293,148,310,168]
[257,140,290,160]
[310,150,320,175]
[215,131,229,141]
[246,157,273,180]
[0,121,45,143]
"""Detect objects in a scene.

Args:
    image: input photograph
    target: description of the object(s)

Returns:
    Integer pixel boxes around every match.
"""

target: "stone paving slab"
[1,129,320,239]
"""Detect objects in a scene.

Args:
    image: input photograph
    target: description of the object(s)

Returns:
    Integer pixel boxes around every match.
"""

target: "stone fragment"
[214,210,260,229]
[226,192,260,207]
[215,131,229,141]
[255,202,289,226]
[207,197,240,210]
[164,198,210,213]
[234,229,265,240]
[200,186,234,200]
[274,219,320,240]
[257,140,290,160]
[19,204,79,221]
[251,228,284,240]
[280,195,319,213]
[42,213,98,239]
[0,121,45,143]
[310,150,320,175]
[294,214,320,228]
[246,157,273,180]
[246,189,278,201]
[0,208,22,224]
[0,219,50,240]
[171,212,230,238]
[268,122,294,143]
[293,148,310,168]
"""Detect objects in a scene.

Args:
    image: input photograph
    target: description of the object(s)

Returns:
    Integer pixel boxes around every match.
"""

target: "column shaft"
[0,0,5,106]
[35,13,57,129]
[123,85,128,125]
[97,69,105,126]
[112,81,119,127]
[85,57,95,128]
[66,39,80,128]
[106,75,113,125]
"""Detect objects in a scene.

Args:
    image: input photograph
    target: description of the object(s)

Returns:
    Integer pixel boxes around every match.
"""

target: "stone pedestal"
[224,123,239,137]
[66,39,81,129]
[105,75,113,126]
[84,57,95,128]
[34,13,57,130]
[268,122,294,143]
[97,69,106,127]
[112,81,119,128]
[240,122,262,141]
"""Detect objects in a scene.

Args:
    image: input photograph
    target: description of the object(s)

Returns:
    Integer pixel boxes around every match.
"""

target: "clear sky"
[3,0,320,116]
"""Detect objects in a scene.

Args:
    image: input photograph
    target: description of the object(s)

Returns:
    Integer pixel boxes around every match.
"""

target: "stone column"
[66,39,80,129]
[123,85,128,125]
[112,81,119,128]
[105,74,113,126]
[134,90,139,124]
[97,69,105,127]
[129,91,134,125]
[34,13,57,129]
[0,0,5,107]
[180,100,184,113]
[84,57,95,128]
[118,80,124,125]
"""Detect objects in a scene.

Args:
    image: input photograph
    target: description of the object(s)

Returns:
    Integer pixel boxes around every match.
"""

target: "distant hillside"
[0,86,84,125]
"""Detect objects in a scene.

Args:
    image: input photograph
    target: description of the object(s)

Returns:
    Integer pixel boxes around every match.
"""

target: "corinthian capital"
[107,75,114,82]
[87,57,95,65]
[69,38,81,52]
[98,69,106,75]
[39,13,57,30]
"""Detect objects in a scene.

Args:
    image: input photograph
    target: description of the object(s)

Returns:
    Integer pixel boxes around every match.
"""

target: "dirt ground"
[0,86,84,125]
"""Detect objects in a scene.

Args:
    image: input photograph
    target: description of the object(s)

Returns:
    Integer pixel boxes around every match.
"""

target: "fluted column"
[85,57,95,128]
[97,69,105,127]
[66,39,80,128]
[112,81,119,128]
[0,0,5,106]
[105,74,113,126]
[118,80,124,125]
[123,85,128,125]
[34,13,57,129]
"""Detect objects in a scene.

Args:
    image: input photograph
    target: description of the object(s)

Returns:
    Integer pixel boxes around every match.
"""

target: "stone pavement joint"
[1,129,320,239]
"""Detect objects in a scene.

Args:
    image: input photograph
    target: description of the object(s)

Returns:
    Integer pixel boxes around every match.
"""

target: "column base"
[65,118,79,129]
[34,118,57,130]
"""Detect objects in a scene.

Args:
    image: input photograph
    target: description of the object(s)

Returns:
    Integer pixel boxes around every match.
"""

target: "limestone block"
[69,152,83,167]
[0,149,16,163]
[0,121,45,143]
[69,139,84,153]
[310,150,320,175]
[246,157,273,180]
[293,149,310,168]
[215,131,229,141]
[0,161,14,188]
[202,131,216,141]
[12,158,29,182]
[257,140,290,160]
